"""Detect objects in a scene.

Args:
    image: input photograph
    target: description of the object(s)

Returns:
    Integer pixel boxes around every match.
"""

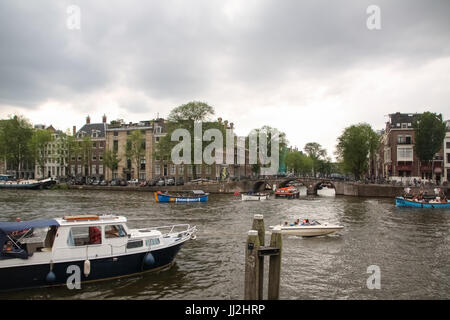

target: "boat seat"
[40,248,52,252]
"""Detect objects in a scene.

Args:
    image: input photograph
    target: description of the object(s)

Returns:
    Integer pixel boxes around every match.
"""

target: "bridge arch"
[313,180,336,195]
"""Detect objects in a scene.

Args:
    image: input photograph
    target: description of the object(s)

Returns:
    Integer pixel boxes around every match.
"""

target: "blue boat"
[154,190,209,203]
[395,197,450,208]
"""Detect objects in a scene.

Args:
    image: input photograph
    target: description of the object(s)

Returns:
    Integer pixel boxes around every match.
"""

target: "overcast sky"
[1,0,449,158]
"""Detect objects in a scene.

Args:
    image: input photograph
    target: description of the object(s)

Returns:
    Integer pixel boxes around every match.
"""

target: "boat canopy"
[0,219,59,235]
[0,219,60,259]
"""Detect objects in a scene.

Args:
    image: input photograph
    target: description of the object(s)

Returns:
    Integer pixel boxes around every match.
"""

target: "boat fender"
[84,259,91,277]
[144,252,155,266]
[46,271,56,283]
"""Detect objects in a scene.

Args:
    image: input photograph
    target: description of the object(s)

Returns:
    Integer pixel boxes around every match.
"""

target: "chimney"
[86,115,90,124]
[73,126,76,136]
[230,122,234,129]
[102,114,107,123]
[218,117,222,124]
[224,120,228,128]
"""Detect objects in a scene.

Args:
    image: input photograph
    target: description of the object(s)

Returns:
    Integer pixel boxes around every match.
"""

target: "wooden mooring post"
[244,214,282,300]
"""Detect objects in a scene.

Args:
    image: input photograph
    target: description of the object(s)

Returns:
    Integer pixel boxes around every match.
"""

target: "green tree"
[103,149,121,179]
[0,115,33,178]
[126,130,146,179]
[303,142,327,176]
[80,136,93,177]
[58,131,80,178]
[155,101,224,179]
[413,112,446,167]
[335,123,379,180]
[29,129,54,178]
[285,151,313,176]
[248,125,288,175]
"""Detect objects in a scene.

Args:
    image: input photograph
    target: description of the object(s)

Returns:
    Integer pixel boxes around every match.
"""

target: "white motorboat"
[269,220,343,237]
[241,193,270,201]
[0,214,197,291]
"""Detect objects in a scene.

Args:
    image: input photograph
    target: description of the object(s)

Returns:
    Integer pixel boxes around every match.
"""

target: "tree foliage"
[335,123,379,180]
[126,130,146,179]
[413,112,446,162]
[29,129,53,177]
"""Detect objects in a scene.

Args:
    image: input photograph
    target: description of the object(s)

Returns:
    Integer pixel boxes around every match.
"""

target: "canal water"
[0,188,449,299]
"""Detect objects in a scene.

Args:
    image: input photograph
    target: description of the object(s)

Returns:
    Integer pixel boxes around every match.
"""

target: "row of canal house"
[374,112,450,184]
[69,115,253,182]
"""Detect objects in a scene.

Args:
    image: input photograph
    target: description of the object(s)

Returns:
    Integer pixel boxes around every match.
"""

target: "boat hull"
[395,197,450,208]
[241,194,269,201]
[154,192,208,203]
[270,225,343,237]
[0,182,43,190]
[0,242,184,292]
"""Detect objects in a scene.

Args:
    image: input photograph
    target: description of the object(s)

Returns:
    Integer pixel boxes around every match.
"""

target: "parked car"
[156,178,165,186]
[110,179,120,186]
[166,177,175,186]
[119,180,127,186]
[100,180,108,186]
[147,178,158,186]
[127,179,139,185]
[176,177,184,186]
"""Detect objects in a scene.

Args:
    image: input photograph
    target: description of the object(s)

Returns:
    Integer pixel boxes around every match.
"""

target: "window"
[397,146,413,161]
[146,238,160,246]
[155,165,160,175]
[170,164,175,175]
[105,225,126,238]
[139,172,146,180]
[127,240,143,249]
[92,165,97,175]
[447,153,450,164]
[113,140,118,152]
[99,165,103,175]
[113,131,118,137]
[178,165,184,174]
[67,226,102,246]
[401,123,408,129]
[446,142,450,149]
[155,137,160,142]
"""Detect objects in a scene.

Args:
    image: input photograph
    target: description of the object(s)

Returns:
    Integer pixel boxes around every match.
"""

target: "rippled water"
[0,187,449,299]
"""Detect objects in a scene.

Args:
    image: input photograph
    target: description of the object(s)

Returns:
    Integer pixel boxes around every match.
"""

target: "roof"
[388,112,421,127]
[76,123,106,139]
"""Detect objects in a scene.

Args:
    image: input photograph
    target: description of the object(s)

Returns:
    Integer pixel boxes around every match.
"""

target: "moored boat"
[274,186,300,199]
[241,193,269,201]
[269,220,343,237]
[395,196,450,208]
[0,175,56,190]
[0,215,197,291]
[154,190,209,203]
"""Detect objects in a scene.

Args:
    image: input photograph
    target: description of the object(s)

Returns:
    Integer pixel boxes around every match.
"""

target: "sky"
[1,0,449,159]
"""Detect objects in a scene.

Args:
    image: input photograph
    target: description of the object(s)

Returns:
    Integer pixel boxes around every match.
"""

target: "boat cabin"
[0,215,158,262]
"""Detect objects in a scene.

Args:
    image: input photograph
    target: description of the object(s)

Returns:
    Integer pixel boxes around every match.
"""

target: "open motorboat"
[269,220,343,237]
[274,186,300,199]
[0,214,197,291]
[154,190,209,203]
[241,192,270,201]
[395,196,450,208]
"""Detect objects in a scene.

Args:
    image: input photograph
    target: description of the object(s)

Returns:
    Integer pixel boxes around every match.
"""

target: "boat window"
[126,240,143,249]
[150,238,160,246]
[105,225,127,238]
[67,226,102,246]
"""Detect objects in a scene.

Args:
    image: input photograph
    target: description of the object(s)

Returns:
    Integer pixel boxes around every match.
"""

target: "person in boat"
[284,222,288,226]
[89,226,101,244]
[105,225,120,237]
[301,219,310,226]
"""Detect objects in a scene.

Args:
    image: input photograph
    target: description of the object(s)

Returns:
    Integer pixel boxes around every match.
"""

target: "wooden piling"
[268,227,282,300]
[252,214,265,300]
[244,230,260,300]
